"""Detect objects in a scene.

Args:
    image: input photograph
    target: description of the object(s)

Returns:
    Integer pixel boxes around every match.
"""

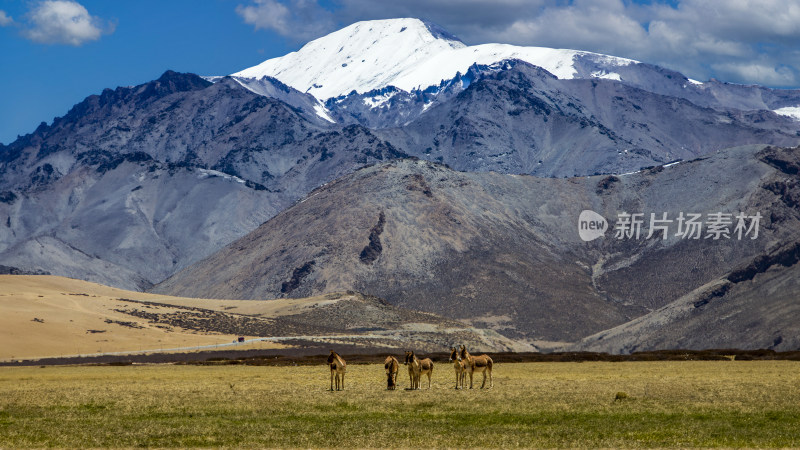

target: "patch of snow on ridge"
[363,91,396,108]
[232,18,638,101]
[314,103,335,123]
[591,70,622,81]
[773,106,800,121]
[196,169,245,184]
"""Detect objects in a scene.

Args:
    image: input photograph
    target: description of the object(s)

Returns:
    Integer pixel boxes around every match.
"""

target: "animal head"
[449,347,461,362]
[404,350,414,365]
[459,345,468,359]
[327,350,336,364]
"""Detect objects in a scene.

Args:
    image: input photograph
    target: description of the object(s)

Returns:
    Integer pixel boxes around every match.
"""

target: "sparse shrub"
[614,391,629,401]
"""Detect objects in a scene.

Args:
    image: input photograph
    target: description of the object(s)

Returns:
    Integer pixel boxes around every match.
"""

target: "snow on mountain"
[387,43,628,91]
[774,106,800,120]
[232,18,637,101]
[234,18,464,100]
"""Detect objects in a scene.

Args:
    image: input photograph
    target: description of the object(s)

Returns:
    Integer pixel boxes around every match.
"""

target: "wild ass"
[449,347,467,389]
[384,355,399,390]
[459,345,493,389]
[404,350,434,390]
[327,350,346,391]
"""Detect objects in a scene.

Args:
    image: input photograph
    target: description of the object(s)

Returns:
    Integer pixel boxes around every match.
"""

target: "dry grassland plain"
[1,361,799,447]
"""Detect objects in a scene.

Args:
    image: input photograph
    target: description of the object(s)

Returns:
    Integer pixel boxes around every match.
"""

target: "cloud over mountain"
[235,0,334,42]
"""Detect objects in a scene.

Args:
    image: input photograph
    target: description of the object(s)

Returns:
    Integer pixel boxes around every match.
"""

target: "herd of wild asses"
[327,345,493,391]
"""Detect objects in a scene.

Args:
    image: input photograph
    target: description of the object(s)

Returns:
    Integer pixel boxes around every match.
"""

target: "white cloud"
[0,10,13,26]
[24,1,113,46]
[491,0,648,53]
[236,0,334,42]
[712,62,796,86]
[650,0,800,42]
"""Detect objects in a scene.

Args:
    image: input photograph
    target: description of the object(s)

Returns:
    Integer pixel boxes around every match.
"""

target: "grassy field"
[1,361,799,447]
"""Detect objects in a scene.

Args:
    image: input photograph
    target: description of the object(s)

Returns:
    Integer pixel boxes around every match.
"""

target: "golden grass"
[1,360,799,447]
[0,275,307,361]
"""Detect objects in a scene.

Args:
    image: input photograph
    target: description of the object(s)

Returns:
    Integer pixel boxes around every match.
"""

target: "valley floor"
[0,361,798,447]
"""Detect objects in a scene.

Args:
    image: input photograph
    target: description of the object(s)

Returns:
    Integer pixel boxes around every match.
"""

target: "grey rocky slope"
[0,71,406,289]
[569,145,800,353]
[569,242,800,353]
[153,145,800,348]
[380,61,800,177]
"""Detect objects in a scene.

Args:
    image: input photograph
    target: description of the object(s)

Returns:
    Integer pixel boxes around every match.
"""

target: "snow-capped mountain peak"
[234,18,465,100]
[233,18,639,102]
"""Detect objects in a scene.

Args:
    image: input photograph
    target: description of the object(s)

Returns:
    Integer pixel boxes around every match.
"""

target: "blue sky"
[2,0,800,144]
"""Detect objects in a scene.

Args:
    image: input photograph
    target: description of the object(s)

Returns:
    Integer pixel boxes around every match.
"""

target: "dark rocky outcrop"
[359,212,385,264]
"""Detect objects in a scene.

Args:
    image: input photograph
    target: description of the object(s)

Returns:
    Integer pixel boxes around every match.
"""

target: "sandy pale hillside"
[0,275,293,361]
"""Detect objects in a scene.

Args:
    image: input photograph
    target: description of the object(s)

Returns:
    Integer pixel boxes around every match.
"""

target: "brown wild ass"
[384,355,400,390]
[404,350,434,389]
[449,347,467,389]
[327,350,346,391]
[459,345,493,389]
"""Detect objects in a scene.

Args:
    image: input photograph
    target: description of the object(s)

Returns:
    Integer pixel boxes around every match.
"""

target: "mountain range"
[2,18,799,352]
